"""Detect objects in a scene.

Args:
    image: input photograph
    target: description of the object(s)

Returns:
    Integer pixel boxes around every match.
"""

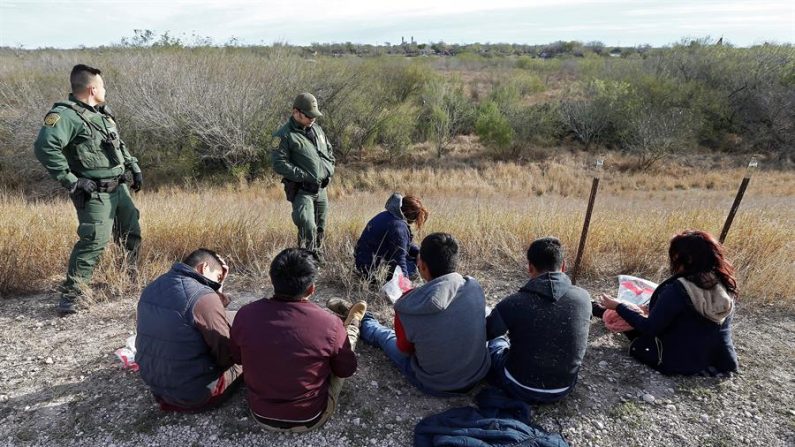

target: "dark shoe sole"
[57,306,77,316]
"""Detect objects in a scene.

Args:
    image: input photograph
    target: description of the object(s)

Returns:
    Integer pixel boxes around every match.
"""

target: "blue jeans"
[488,336,574,404]
[360,315,469,397]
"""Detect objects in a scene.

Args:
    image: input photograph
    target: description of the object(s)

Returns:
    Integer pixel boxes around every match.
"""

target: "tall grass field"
[1,158,792,305]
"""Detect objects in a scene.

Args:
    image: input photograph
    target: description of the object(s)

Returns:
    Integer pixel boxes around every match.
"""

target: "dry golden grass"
[1,157,793,306]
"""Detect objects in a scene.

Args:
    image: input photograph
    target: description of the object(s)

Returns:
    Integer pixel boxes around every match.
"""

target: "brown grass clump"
[1,161,792,306]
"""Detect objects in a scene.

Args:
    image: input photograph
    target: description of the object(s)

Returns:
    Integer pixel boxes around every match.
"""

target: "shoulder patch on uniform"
[44,113,60,127]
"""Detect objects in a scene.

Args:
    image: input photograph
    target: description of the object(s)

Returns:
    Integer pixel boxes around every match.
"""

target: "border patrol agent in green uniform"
[272,93,336,254]
[33,64,143,315]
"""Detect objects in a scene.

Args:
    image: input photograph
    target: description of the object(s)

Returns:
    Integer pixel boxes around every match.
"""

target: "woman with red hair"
[354,193,429,279]
[598,230,739,376]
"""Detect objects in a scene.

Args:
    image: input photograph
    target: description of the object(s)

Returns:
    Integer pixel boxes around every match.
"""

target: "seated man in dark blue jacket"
[486,237,591,404]
[136,248,242,412]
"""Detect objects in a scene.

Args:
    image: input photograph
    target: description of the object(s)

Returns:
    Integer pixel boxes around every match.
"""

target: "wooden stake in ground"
[719,158,758,244]
[571,159,603,285]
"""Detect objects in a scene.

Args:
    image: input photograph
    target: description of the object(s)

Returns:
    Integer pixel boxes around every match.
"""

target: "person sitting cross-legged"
[360,232,491,396]
[230,248,367,432]
[486,237,592,404]
[596,230,739,376]
[136,248,242,412]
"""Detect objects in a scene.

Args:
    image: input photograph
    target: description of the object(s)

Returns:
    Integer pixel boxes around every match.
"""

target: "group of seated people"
[134,193,740,432]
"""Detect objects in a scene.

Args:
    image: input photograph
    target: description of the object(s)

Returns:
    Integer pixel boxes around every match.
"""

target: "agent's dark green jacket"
[271,117,335,184]
[33,94,140,189]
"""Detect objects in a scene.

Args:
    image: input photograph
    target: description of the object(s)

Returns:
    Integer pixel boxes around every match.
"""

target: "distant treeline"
[110,29,648,58]
[0,37,792,188]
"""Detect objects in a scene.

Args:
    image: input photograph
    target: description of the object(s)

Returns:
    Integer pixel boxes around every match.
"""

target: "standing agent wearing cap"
[271,93,336,257]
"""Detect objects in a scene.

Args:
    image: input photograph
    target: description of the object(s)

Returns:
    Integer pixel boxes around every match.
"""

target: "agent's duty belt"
[299,177,330,194]
[95,176,123,193]
[299,181,321,194]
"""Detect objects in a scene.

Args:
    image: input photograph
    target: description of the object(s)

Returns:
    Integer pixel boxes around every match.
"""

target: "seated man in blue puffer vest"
[136,248,242,412]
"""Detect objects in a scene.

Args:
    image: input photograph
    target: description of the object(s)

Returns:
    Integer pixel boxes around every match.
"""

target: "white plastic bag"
[616,275,658,306]
[381,266,413,304]
[114,334,139,371]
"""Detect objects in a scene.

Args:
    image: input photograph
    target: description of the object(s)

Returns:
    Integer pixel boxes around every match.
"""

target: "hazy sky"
[1,0,793,48]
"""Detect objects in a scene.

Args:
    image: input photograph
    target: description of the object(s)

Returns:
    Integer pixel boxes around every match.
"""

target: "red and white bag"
[603,275,657,333]
[381,266,413,304]
[114,335,139,371]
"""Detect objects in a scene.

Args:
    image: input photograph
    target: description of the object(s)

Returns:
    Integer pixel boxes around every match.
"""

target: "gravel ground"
[1,271,793,447]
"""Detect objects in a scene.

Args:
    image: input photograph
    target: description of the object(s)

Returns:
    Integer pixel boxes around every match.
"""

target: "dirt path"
[1,274,793,447]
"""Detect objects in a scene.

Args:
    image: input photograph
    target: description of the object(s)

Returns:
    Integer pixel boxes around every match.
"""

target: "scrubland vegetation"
[0,37,792,304]
[0,37,793,190]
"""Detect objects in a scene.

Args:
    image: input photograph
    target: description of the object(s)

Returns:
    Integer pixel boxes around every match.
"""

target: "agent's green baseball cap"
[293,92,323,118]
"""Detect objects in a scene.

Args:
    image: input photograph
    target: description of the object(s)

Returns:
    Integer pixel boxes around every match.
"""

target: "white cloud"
[1,0,792,48]
[624,1,793,17]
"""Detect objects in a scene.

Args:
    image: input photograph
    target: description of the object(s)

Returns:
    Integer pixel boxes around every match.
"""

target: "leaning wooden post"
[719,157,758,244]
[572,159,603,285]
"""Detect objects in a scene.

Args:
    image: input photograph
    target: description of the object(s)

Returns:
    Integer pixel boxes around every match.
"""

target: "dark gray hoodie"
[486,272,591,390]
[394,273,491,391]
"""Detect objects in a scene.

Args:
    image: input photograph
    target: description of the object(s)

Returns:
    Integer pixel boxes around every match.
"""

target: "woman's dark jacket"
[354,193,417,276]
[617,275,739,376]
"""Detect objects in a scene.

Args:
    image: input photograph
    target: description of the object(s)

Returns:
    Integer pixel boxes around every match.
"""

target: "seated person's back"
[231,248,357,426]
[395,270,491,391]
[136,248,241,411]
[487,237,591,402]
[361,232,491,394]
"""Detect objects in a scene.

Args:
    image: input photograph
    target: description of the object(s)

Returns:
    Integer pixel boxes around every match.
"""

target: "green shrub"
[376,104,419,154]
[560,79,634,150]
[508,103,566,147]
[475,101,514,151]
[417,79,475,157]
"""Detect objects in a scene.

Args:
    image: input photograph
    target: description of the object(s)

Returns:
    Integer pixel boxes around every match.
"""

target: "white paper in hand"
[617,275,658,306]
[381,266,413,304]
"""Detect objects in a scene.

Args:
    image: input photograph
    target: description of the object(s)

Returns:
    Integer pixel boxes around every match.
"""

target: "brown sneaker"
[326,298,353,319]
[344,301,367,327]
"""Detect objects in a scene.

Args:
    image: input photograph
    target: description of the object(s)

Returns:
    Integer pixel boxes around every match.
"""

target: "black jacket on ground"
[617,276,739,375]
[487,272,592,390]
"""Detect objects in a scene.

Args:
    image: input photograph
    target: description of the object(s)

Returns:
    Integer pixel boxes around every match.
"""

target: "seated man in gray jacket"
[360,232,490,395]
[487,237,591,404]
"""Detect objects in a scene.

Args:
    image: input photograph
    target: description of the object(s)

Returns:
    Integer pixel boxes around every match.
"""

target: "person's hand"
[131,172,143,192]
[217,255,229,285]
[217,292,231,308]
[597,293,621,310]
[71,178,97,194]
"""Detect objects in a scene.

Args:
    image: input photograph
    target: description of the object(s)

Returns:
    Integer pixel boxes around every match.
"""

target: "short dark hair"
[526,237,564,272]
[183,248,223,271]
[70,64,101,93]
[269,248,317,300]
[419,233,459,279]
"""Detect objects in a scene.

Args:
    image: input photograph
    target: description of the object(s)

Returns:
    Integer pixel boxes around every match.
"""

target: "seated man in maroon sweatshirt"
[230,248,366,432]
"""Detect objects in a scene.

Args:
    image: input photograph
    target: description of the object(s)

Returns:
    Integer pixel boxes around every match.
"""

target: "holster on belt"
[70,188,89,210]
[120,171,134,185]
[281,178,299,202]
